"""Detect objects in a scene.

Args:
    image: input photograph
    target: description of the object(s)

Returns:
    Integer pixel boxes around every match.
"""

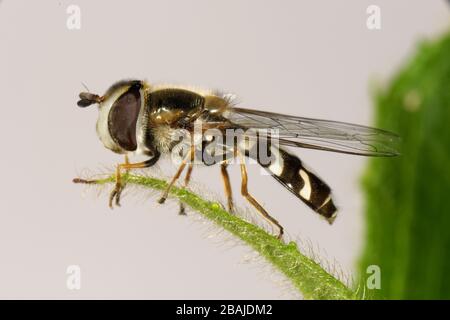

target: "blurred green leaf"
[360,31,450,299]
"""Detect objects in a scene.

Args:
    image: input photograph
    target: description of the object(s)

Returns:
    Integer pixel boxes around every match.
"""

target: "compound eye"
[108,85,141,151]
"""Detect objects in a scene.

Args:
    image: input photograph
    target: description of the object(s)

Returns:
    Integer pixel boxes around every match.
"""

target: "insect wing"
[223,107,400,157]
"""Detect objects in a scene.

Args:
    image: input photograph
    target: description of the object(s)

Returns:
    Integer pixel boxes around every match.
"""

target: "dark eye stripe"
[108,86,141,151]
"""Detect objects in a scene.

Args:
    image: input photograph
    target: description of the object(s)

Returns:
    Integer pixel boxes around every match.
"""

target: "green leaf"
[360,31,450,299]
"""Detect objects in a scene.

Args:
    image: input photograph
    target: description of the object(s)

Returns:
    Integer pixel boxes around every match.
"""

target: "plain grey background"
[0,0,448,299]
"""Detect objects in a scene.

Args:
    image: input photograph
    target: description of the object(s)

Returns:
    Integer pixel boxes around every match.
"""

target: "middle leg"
[158,146,194,204]
[220,162,235,213]
[178,163,194,215]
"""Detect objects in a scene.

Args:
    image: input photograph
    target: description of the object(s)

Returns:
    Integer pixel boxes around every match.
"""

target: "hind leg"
[238,153,284,239]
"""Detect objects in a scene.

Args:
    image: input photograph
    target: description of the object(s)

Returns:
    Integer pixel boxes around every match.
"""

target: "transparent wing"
[223,107,400,156]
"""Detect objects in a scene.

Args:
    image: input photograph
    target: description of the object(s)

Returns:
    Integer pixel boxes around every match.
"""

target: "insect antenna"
[81,82,91,92]
[77,82,103,108]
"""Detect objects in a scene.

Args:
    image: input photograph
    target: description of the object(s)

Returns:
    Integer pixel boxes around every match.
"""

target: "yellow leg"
[239,154,284,239]
[220,162,235,213]
[158,149,195,204]
[114,154,131,204]
[110,157,154,208]
[73,154,160,208]
[179,163,194,215]
[184,163,194,186]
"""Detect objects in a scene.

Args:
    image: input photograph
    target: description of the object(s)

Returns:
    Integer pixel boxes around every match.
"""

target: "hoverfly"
[75,79,399,239]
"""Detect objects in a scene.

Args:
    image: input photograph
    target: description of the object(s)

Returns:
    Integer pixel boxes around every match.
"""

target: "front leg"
[109,153,161,208]
[109,157,127,208]
[110,155,130,207]
[74,153,161,207]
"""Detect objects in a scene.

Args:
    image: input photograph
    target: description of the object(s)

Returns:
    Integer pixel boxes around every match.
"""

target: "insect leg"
[114,155,131,206]
[109,155,160,208]
[184,163,194,185]
[178,163,194,215]
[238,153,284,240]
[220,162,235,213]
[158,147,194,204]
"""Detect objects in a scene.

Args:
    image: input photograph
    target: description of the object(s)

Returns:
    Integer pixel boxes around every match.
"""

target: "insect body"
[76,79,399,239]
